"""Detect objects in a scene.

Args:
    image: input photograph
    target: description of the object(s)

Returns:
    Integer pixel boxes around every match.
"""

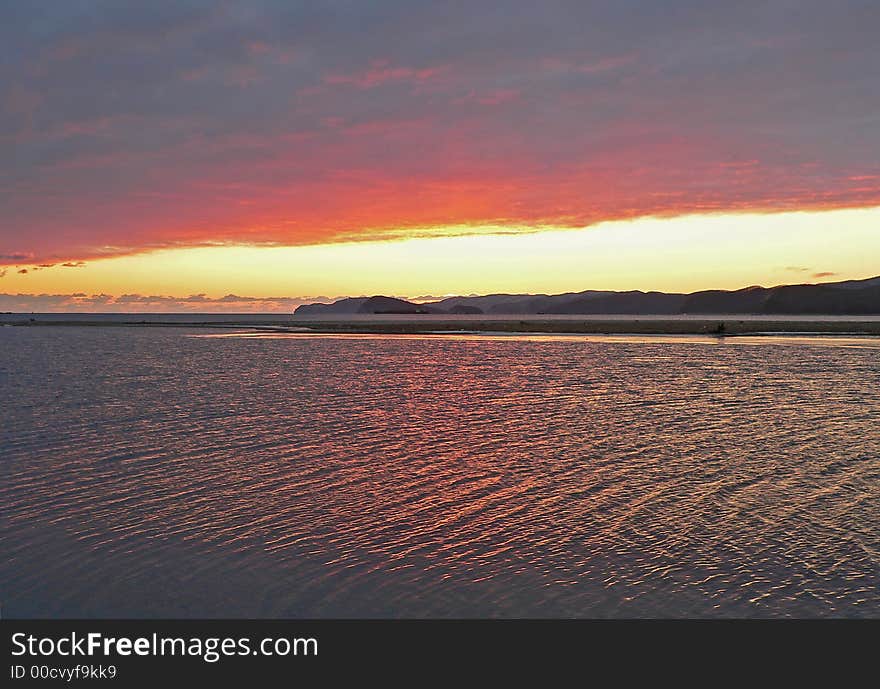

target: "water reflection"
[1,326,878,617]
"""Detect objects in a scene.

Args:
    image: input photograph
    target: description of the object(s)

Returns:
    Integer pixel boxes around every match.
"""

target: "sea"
[1,322,878,617]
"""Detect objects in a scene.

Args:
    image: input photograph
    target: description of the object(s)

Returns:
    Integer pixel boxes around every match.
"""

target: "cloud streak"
[0,292,333,313]
[1,1,879,264]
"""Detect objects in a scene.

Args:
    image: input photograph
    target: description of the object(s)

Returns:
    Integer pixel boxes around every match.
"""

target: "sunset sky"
[2,1,878,311]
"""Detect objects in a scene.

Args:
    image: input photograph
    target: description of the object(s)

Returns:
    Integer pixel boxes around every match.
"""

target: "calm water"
[4,312,880,324]
[1,327,878,618]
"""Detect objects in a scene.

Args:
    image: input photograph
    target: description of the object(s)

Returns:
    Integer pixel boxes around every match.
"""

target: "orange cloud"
[2,3,879,266]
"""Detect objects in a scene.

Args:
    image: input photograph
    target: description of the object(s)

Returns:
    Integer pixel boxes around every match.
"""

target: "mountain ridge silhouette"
[294,275,880,316]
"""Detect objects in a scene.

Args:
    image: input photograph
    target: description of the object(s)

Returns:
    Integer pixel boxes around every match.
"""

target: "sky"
[2,1,879,311]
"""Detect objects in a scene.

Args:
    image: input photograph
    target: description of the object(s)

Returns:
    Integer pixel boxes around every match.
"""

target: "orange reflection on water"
[2,326,879,616]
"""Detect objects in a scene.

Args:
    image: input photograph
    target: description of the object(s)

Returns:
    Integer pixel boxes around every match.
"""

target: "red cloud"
[2,5,879,266]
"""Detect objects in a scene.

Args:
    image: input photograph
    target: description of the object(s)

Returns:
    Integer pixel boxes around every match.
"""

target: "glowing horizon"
[2,206,879,312]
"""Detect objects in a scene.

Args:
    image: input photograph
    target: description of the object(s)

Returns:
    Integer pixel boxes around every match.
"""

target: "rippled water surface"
[2,327,878,617]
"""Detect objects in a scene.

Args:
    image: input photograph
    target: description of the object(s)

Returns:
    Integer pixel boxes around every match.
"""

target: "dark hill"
[761,284,880,314]
[357,296,443,314]
[548,291,686,314]
[681,286,770,314]
[294,297,368,316]
[293,276,880,317]
[447,304,484,315]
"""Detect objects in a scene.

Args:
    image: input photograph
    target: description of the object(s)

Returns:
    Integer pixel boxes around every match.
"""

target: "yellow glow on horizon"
[3,206,879,304]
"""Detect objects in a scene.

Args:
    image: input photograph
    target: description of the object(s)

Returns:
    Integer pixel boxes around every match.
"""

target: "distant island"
[295,275,880,317]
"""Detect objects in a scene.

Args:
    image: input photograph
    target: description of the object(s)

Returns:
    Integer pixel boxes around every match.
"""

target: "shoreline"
[4,316,880,336]
[289,318,880,336]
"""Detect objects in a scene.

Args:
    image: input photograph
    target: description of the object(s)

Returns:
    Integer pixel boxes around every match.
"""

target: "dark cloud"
[1,1,879,263]
[812,271,838,278]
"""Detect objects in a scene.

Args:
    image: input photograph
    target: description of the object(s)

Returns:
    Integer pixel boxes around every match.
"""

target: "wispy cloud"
[0,292,334,313]
[324,61,448,89]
